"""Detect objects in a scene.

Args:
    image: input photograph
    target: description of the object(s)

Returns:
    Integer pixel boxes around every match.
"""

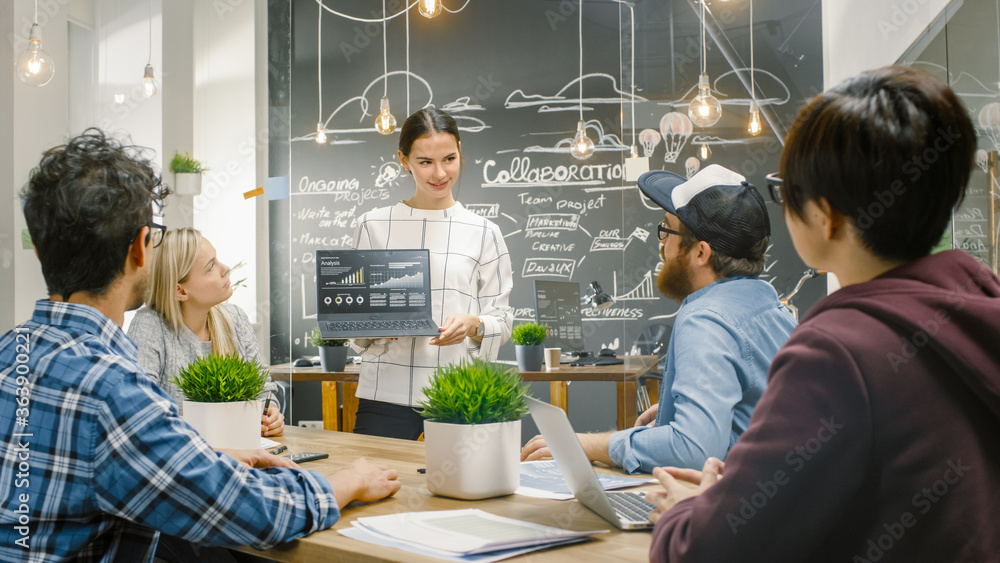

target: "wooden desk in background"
[270,355,659,433]
[235,426,657,563]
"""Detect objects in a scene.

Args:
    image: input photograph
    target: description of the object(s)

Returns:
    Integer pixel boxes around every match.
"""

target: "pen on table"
[268,445,287,455]
[262,391,272,416]
[417,467,425,474]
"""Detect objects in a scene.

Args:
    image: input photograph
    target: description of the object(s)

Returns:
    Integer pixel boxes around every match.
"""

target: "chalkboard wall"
[269,0,826,428]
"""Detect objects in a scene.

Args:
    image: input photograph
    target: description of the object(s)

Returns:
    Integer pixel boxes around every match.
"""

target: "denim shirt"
[608,277,797,473]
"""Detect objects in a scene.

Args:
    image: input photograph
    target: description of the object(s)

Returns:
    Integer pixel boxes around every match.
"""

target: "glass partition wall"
[267,0,825,434]
[900,0,1000,272]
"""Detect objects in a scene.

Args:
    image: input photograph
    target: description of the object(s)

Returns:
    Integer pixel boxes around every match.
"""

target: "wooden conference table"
[270,355,659,433]
[234,426,659,562]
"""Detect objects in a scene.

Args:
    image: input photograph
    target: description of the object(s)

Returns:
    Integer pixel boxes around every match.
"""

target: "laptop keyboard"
[607,491,656,523]
[324,319,433,332]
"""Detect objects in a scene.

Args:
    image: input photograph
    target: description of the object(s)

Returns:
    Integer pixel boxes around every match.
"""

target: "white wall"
[823,0,957,88]
[5,0,70,323]
[92,0,163,167]
[0,0,15,330]
[191,0,259,323]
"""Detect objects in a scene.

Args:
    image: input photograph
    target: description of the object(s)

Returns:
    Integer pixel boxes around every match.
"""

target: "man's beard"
[656,250,695,302]
[127,268,149,311]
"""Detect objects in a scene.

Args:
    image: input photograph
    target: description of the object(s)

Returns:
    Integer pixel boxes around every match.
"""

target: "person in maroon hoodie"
[645,66,1000,562]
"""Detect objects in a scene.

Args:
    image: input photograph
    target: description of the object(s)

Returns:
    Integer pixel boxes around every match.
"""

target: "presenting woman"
[350,107,514,440]
[128,227,284,436]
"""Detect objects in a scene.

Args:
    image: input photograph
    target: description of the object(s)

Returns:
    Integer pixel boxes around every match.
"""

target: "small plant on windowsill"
[169,151,208,196]
[169,151,208,174]
[172,353,268,450]
[308,327,349,372]
[511,322,547,371]
[419,359,530,499]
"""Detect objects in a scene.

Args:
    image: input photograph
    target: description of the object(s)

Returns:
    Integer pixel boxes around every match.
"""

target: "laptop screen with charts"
[526,397,655,530]
[315,249,440,338]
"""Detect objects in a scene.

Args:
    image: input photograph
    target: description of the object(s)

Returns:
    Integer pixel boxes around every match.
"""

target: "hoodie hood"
[803,250,1000,420]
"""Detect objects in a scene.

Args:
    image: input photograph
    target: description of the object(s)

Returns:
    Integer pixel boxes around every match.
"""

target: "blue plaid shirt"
[0,300,340,562]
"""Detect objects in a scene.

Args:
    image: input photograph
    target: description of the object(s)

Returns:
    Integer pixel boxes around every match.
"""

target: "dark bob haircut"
[397,107,461,158]
[21,128,168,299]
[780,66,976,260]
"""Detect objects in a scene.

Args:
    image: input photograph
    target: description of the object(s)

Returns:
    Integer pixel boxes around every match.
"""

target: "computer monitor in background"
[533,280,585,352]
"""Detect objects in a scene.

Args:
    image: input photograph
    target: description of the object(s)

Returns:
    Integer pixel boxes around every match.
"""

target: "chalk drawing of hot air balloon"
[976,149,989,174]
[685,156,701,179]
[660,112,694,163]
[979,102,1000,151]
[639,129,661,158]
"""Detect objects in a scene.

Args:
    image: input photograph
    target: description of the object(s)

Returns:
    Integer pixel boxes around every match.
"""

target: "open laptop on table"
[315,249,440,338]
[526,397,656,530]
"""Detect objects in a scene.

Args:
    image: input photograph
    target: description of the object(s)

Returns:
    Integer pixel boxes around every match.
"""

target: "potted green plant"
[511,322,547,371]
[172,353,269,449]
[419,359,529,500]
[308,327,349,372]
[169,151,208,196]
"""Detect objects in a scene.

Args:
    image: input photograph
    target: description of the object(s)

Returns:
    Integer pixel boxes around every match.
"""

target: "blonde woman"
[127,227,284,436]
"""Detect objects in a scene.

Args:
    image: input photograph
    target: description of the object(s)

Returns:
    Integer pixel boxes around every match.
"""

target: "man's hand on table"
[520,432,615,466]
[219,448,298,470]
[645,457,724,523]
[328,458,402,509]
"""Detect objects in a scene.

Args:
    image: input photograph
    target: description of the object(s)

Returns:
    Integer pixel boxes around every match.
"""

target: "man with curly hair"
[0,129,400,562]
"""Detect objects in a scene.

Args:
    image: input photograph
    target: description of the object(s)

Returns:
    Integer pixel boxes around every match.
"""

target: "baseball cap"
[637,164,771,259]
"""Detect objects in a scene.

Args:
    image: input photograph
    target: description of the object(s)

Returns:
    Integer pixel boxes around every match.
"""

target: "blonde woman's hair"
[146,227,238,355]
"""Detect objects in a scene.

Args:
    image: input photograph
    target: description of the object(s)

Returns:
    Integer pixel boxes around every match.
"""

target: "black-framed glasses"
[765,172,784,205]
[133,223,167,248]
[657,221,682,241]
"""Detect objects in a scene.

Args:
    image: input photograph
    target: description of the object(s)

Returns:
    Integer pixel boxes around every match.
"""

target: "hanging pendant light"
[315,3,327,144]
[698,143,712,160]
[112,0,125,103]
[571,121,596,160]
[141,0,156,98]
[375,0,396,134]
[419,0,442,18]
[15,1,55,87]
[747,0,763,136]
[375,97,397,135]
[748,101,763,136]
[142,64,157,98]
[571,0,595,160]
[687,1,721,128]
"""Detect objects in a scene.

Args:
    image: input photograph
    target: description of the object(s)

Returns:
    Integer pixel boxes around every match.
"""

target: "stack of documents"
[517,460,656,500]
[340,509,608,562]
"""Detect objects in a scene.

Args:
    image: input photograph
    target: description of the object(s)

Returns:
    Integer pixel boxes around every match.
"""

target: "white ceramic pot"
[182,400,260,449]
[173,173,202,196]
[423,419,521,500]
